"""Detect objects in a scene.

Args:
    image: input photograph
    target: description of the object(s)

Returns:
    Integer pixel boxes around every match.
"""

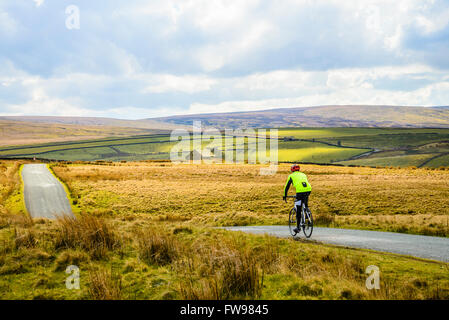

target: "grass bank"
[0,215,448,300]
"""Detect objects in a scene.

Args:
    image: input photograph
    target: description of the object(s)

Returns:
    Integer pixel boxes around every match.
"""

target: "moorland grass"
[1,216,448,300]
[53,215,119,259]
[0,161,26,215]
[51,161,449,237]
[1,160,449,300]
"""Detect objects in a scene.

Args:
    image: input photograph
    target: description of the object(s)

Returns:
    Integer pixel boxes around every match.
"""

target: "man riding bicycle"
[283,164,312,234]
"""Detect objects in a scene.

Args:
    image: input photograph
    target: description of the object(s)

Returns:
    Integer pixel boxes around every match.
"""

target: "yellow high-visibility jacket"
[284,171,312,196]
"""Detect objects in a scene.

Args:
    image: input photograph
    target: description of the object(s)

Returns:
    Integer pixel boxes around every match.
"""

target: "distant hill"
[0,116,183,130]
[0,119,168,147]
[152,105,449,129]
[2,105,449,131]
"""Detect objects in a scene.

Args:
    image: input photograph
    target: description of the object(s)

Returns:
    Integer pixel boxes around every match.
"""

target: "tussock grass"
[136,227,179,266]
[0,162,20,198]
[15,248,52,267]
[0,161,26,216]
[0,261,28,275]
[156,213,191,222]
[179,249,262,299]
[216,249,261,298]
[13,228,37,250]
[87,267,123,300]
[54,249,89,271]
[1,215,449,300]
[173,226,193,235]
[54,215,118,259]
[314,212,336,226]
[178,237,263,299]
[0,213,33,230]
[334,214,449,237]
[251,236,282,274]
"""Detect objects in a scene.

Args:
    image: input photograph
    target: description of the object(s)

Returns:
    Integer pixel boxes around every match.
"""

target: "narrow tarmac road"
[224,226,449,263]
[22,164,74,219]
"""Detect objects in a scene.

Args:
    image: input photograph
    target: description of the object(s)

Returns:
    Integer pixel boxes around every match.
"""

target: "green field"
[1,128,448,167]
[276,141,367,163]
[278,128,449,167]
[424,154,449,168]
[337,154,436,167]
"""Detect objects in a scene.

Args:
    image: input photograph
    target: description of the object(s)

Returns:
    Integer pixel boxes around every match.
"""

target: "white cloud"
[5,88,91,117]
[142,74,216,94]
[32,0,44,7]
[1,1,449,118]
[231,65,440,92]
[1,62,448,118]
[234,70,314,91]
[189,0,260,33]
[0,11,18,36]
[326,65,437,89]
[194,20,275,71]
[383,25,403,50]
[415,9,449,34]
[128,0,261,32]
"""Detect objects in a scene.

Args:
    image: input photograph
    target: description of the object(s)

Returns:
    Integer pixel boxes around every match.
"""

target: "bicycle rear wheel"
[302,207,313,238]
[288,207,298,236]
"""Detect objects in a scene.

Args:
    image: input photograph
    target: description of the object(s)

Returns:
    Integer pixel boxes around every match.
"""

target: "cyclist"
[283,164,312,234]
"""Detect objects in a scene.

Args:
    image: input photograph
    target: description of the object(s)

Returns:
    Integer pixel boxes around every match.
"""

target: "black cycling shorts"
[295,191,311,207]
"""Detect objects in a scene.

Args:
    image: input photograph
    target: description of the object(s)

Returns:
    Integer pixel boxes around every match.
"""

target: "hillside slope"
[0,119,167,147]
[3,106,449,130]
[153,105,449,128]
[0,116,185,130]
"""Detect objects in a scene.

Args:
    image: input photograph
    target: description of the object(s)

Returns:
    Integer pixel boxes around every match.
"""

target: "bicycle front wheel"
[288,207,298,237]
[302,207,313,238]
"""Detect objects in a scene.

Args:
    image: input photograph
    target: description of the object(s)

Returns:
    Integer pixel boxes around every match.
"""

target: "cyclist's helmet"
[291,164,300,172]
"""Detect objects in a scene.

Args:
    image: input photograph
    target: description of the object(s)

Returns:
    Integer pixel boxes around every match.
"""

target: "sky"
[0,0,448,119]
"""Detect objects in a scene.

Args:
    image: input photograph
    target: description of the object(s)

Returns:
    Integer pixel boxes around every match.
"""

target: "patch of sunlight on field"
[337,153,436,167]
[277,146,367,163]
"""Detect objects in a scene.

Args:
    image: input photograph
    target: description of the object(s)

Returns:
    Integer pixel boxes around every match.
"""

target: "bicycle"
[285,195,313,238]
